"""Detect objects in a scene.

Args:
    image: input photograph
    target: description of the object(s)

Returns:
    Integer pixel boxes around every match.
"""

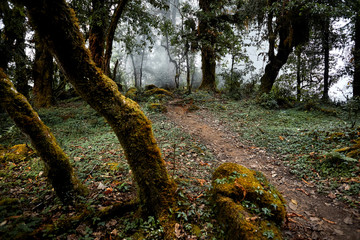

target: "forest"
[0,0,359,239]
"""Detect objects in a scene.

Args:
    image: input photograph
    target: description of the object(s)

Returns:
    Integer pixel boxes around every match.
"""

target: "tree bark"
[198,0,217,91]
[259,24,293,94]
[296,47,302,101]
[0,68,86,204]
[259,3,309,95]
[89,0,107,67]
[33,34,54,108]
[322,17,330,102]
[354,12,360,98]
[22,0,177,219]
[103,0,129,76]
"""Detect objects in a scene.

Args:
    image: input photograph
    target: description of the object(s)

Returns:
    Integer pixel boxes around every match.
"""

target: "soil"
[165,101,360,240]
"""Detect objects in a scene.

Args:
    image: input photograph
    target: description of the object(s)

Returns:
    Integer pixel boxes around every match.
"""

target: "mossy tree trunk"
[198,0,217,91]
[33,33,54,108]
[0,68,86,204]
[22,0,177,220]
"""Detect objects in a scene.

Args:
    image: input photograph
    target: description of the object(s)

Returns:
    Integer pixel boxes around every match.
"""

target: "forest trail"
[166,101,360,240]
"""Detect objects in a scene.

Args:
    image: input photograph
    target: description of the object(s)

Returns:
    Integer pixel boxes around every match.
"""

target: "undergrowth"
[0,98,221,239]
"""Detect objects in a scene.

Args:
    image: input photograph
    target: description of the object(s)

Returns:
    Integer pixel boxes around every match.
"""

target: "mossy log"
[22,0,177,222]
[0,69,86,203]
[211,163,286,240]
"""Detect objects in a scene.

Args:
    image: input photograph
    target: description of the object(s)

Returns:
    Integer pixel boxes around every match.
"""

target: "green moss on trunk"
[0,69,86,204]
[22,0,177,220]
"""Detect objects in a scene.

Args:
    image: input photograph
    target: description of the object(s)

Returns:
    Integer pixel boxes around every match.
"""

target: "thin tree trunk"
[162,32,180,89]
[33,34,54,108]
[354,13,360,98]
[113,59,119,81]
[22,0,177,222]
[103,0,129,76]
[185,44,191,94]
[296,47,302,101]
[130,53,138,88]
[0,69,86,204]
[322,18,330,102]
[139,48,145,89]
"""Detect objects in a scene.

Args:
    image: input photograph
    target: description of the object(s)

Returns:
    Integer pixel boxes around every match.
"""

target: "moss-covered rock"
[144,88,173,97]
[125,87,138,100]
[147,103,167,113]
[0,144,35,163]
[211,163,286,240]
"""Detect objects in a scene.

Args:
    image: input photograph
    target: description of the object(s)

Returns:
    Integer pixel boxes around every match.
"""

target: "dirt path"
[166,103,360,240]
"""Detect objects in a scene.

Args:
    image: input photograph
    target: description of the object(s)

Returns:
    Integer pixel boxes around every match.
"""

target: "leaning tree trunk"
[259,23,292,94]
[259,3,309,95]
[354,12,360,98]
[33,34,54,108]
[22,0,177,220]
[0,69,86,204]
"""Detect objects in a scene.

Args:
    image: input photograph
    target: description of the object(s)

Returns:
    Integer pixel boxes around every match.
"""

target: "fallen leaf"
[328,192,336,199]
[310,217,320,222]
[111,229,118,235]
[175,223,182,238]
[97,182,106,190]
[291,199,298,205]
[289,202,297,211]
[343,217,353,225]
[199,161,208,166]
[279,136,285,141]
[333,228,344,235]
[104,187,113,195]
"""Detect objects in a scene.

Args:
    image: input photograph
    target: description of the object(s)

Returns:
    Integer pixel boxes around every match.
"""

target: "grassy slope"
[199,96,360,206]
